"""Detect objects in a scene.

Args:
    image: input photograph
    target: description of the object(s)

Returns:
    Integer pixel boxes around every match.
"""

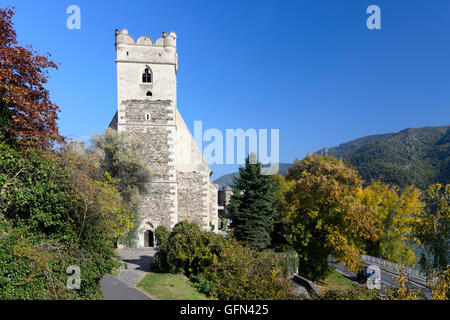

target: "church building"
[109,29,219,248]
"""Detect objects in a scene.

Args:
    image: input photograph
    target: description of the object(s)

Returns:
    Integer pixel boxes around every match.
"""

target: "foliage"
[154,221,294,300]
[63,132,153,248]
[269,174,294,250]
[0,220,121,300]
[92,127,152,203]
[271,250,299,277]
[383,267,450,300]
[319,284,380,300]
[360,181,423,266]
[117,206,141,248]
[201,241,295,300]
[283,155,381,281]
[0,140,135,299]
[0,142,79,241]
[428,266,450,300]
[0,7,63,148]
[58,143,135,240]
[415,183,450,273]
[384,272,424,300]
[319,126,450,190]
[220,218,229,231]
[154,225,170,246]
[230,154,276,250]
[156,221,226,276]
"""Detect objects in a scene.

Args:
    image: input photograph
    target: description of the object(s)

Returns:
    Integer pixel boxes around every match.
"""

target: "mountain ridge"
[214,125,450,189]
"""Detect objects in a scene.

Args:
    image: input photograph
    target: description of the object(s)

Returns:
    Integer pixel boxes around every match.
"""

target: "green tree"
[284,155,381,281]
[360,181,423,266]
[269,174,294,250]
[91,129,153,246]
[415,183,450,273]
[229,154,276,250]
[92,128,152,203]
[0,142,128,299]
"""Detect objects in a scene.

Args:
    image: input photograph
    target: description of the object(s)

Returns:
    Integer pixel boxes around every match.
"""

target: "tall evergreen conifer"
[230,154,275,250]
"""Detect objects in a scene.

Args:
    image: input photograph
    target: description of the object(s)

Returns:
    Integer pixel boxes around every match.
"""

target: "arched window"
[142,68,152,83]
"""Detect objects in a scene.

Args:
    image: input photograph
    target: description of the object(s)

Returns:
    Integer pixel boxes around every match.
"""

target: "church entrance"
[144,230,154,247]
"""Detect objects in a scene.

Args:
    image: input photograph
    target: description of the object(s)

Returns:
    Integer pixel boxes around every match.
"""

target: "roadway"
[331,262,432,299]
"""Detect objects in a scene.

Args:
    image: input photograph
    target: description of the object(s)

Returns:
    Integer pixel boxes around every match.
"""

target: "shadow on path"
[101,248,156,300]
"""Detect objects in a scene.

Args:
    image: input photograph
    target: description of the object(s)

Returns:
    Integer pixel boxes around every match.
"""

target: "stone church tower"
[109,29,219,247]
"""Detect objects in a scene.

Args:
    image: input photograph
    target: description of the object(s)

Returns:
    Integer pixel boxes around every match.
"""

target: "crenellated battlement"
[115,29,177,48]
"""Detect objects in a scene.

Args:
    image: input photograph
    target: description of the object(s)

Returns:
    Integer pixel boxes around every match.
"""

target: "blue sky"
[4,0,450,179]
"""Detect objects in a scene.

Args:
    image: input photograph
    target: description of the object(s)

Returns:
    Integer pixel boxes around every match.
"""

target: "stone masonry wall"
[208,182,219,231]
[177,171,208,230]
[119,99,177,229]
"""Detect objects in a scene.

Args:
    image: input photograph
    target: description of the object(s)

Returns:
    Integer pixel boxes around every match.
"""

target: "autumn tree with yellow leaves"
[283,155,381,281]
[360,181,423,267]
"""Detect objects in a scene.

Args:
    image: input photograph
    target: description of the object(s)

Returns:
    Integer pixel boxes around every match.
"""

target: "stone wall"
[177,171,208,230]
[139,182,176,229]
[208,181,219,231]
[118,99,177,229]
[120,99,176,182]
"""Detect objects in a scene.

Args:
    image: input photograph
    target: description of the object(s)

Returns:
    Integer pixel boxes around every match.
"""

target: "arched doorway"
[144,230,154,247]
[138,218,157,248]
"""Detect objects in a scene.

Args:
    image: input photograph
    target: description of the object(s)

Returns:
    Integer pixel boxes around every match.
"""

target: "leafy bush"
[118,207,141,248]
[272,250,299,277]
[155,225,170,246]
[201,241,295,300]
[155,221,295,300]
[0,220,119,299]
[156,221,226,275]
[319,284,380,300]
[0,143,79,241]
[190,273,215,295]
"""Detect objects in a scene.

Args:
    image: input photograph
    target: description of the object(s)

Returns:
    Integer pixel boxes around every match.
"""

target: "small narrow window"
[145,113,150,121]
[142,68,152,83]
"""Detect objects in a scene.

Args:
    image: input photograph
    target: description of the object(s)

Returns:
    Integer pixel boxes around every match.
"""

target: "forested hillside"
[215,126,450,189]
[317,126,450,189]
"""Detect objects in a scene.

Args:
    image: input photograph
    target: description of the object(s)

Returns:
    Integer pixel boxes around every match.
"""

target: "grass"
[136,272,211,300]
[110,269,121,278]
[315,270,355,293]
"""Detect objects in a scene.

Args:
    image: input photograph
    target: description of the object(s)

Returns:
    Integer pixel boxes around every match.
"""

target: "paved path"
[116,248,156,287]
[101,275,151,300]
[101,248,156,300]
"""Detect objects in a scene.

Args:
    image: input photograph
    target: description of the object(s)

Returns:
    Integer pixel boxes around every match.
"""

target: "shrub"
[0,220,117,300]
[202,241,294,300]
[272,250,299,277]
[191,273,215,295]
[155,225,170,246]
[155,221,294,300]
[155,221,226,275]
[319,284,380,300]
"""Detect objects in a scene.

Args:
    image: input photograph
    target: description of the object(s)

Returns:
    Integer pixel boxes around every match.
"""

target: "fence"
[361,254,428,284]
